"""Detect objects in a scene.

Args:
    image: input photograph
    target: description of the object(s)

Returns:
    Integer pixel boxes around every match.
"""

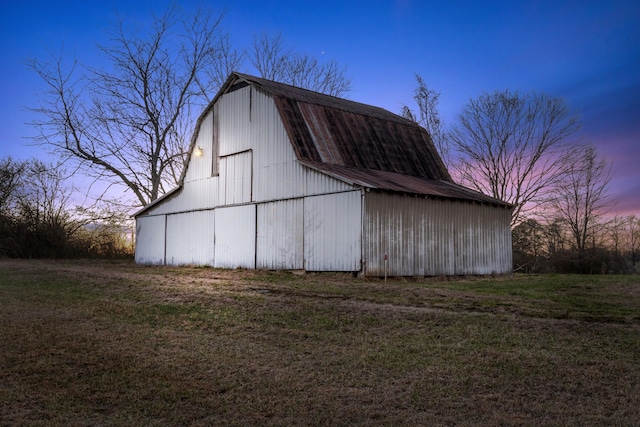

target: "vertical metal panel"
[214,204,256,269]
[135,215,166,265]
[304,167,354,196]
[363,194,417,276]
[363,192,512,276]
[184,111,214,183]
[253,162,304,202]
[256,199,303,269]
[218,86,252,156]
[219,151,252,205]
[251,88,306,202]
[165,210,215,266]
[304,191,362,271]
[251,88,297,168]
[186,177,220,211]
[142,177,220,216]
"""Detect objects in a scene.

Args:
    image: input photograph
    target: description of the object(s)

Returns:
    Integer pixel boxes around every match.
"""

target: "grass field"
[1,259,639,426]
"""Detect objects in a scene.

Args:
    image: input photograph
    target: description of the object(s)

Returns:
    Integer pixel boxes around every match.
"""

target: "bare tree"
[249,32,351,97]
[28,6,229,206]
[250,32,290,82]
[548,145,612,253]
[449,90,580,226]
[207,33,244,89]
[626,215,640,267]
[402,74,449,167]
[0,157,26,216]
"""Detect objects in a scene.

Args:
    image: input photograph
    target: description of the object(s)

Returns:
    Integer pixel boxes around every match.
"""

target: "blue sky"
[1,0,638,215]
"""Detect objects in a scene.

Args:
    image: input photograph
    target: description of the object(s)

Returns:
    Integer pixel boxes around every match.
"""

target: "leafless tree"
[449,90,580,226]
[626,215,640,266]
[250,32,289,81]
[548,145,613,253]
[0,157,27,216]
[402,74,449,167]
[207,33,244,89]
[250,32,351,97]
[28,6,229,206]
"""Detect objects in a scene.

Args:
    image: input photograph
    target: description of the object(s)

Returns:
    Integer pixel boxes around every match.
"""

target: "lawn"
[1,259,639,426]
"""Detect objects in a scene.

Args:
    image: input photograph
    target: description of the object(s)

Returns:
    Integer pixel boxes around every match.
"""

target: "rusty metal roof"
[300,161,509,206]
[232,73,451,181]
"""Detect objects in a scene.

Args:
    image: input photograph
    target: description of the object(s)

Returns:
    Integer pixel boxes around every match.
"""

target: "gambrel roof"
[140,72,508,217]
[220,73,506,206]
[229,73,450,181]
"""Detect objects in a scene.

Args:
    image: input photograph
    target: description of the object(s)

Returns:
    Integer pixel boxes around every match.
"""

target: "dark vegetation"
[0,157,133,259]
[512,217,639,274]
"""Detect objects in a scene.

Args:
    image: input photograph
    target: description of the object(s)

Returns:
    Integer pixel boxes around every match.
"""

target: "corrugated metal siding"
[253,162,305,201]
[214,204,256,269]
[256,199,303,269]
[219,151,253,205]
[165,210,215,265]
[135,215,166,265]
[304,191,362,271]
[184,111,214,183]
[251,87,297,167]
[363,192,512,276]
[304,166,354,196]
[140,178,220,216]
[218,86,252,157]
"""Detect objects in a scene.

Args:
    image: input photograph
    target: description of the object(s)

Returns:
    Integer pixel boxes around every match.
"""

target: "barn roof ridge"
[231,72,412,125]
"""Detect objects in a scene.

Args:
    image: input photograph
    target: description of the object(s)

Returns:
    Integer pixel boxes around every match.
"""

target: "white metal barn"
[134,73,512,276]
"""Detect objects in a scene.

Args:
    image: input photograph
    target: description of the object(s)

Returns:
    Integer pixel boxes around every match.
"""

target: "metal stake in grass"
[384,254,388,282]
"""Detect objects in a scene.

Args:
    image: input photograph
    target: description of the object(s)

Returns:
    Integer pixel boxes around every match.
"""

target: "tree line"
[5,4,637,271]
[0,157,132,258]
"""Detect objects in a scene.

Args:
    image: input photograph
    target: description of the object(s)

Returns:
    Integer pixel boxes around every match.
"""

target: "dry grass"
[1,259,639,426]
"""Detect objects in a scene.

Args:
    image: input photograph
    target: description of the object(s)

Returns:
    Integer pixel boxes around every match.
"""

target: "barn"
[133,72,512,276]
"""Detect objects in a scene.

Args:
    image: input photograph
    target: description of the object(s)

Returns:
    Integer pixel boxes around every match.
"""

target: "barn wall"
[140,178,220,216]
[218,87,252,156]
[165,210,215,265]
[214,204,256,269]
[250,87,354,202]
[219,150,253,205]
[135,215,166,265]
[304,191,362,272]
[184,110,215,183]
[363,192,512,276]
[256,199,304,269]
[135,85,357,269]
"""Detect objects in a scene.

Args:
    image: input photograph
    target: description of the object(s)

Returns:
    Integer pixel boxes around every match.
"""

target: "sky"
[1,0,638,216]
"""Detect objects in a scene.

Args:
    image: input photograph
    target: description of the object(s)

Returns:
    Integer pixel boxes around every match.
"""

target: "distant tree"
[28,5,230,206]
[624,215,639,267]
[607,215,626,257]
[0,157,26,216]
[249,32,351,97]
[548,145,613,254]
[449,90,580,226]
[402,74,449,167]
[512,218,547,272]
[0,156,133,258]
[207,33,244,89]
[15,160,84,257]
